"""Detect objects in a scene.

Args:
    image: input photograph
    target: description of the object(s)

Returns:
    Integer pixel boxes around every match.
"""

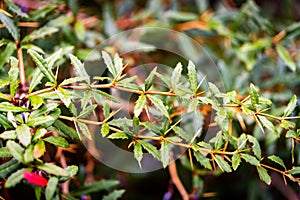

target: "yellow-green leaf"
[33,140,46,159]
[134,94,146,117]
[16,124,31,147]
[44,136,70,148]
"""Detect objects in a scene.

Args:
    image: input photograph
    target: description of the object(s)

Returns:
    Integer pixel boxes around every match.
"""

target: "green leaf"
[286,130,298,138]
[171,62,182,90]
[0,92,10,101]
[214,132,224,150]
[257,115,275,134]
[77,122,91,140]
[134,142,143,169]
[21,44,44,54]
[32,128,47,141]
[241,153,260,166]
[29,103,59,120]
[140,140,160,161]
[4,0,28,18]
[164,10,198,22]
[276,45,296,72]
[160,141,170,168]
[45,48,63,70]
[238,134,247,149]
[113,53,123,76]
[141,122,161,134]
[208,82,220,96]
[283,95,297,117]
[93,89,120,103]
[197,141,213,150]
[7,141,24,163]
[214,155,232,172]
[24,144,34,163]
[0,12,19,41]
[0,42,16,69]
[28,95,44,110]
[232,153,241,171]
[0,113,14,130]
[22,26,58,43]
[187,61,197,94]
[29,68,43,93]
[103,102,110,119]
[107,132,128,139]
[56,87,71,107]
[29,5,56,20]
[16,124,31,147]
[34,186,42,200]
[71,180,119,196]
[0,147,12,158]
[0,159,19,178]
[38,163,69,177]
[247,135,261,159]
[0,102,29,112]
[249,83,259,105]
[257,166,271,185]
[69,54,90,84]
[5,168,31,188]
[78,105,97,119]
[65,165,78,178]
[134,94,146,117]
[187,98,198,112]
[53,120,79,140]
[74,20,85,41]
[61,194,79,200]
[0,130,16,140]
[102,189,125,200]
[44,136,70,148]
[33,140,46,159]
[280,120,295,129]
[147,95,169,118]
[102,51,117,77]
[287,167,300,175]
[60,77,87,86]
[101,123,110,137]
[144,67,156,91]
[155,71,171,88]
[27,108,60,128]
[46,177,58,200]
[8,57,19,98]
[194,151,212,170]
[28,49,56,84]
[268,155,286,170]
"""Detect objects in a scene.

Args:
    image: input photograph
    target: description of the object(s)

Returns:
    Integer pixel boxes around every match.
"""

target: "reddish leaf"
[23,172,48,187]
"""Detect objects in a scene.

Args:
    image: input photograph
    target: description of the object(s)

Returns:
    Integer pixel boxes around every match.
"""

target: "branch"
[168,161,189,200]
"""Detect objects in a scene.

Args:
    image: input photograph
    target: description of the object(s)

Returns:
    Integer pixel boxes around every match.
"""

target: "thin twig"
[168,161,189,200]
[17,47,26,91]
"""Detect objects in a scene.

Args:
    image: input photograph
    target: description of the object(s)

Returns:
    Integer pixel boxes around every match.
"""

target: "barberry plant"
[0,0,299,199]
